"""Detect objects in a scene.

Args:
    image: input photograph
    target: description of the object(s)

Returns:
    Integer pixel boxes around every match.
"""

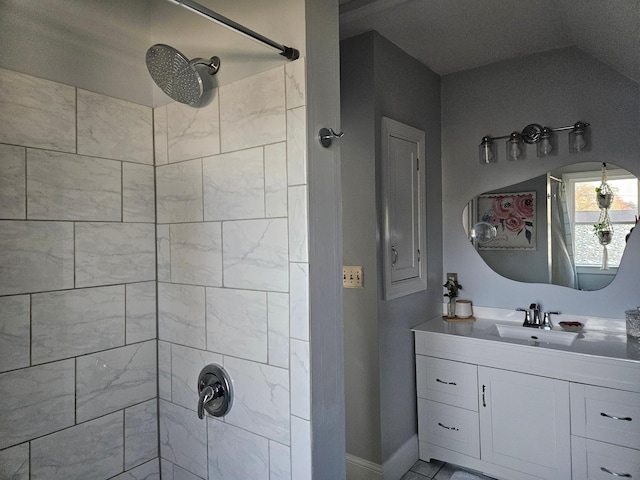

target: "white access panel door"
[478,366,571,480]
[388,134,420,282]
[382,117,427,300]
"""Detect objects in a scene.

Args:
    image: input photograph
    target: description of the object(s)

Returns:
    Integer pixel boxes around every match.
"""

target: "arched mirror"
[464,162,639,290]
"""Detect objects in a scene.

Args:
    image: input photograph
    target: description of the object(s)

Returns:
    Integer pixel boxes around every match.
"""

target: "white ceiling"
[339,0,640,83]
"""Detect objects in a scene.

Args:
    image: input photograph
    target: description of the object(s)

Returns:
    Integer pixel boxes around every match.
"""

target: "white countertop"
[412,306,640,364]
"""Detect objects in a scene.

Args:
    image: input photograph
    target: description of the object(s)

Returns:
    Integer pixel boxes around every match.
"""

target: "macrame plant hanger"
[596,163,614,269]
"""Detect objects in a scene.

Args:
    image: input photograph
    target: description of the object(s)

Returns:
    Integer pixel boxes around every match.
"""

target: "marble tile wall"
[156,59,311,480]
[0,67,158,479]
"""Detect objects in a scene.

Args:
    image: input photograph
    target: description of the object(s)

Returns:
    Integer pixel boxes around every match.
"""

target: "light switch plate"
[343,266,364,288]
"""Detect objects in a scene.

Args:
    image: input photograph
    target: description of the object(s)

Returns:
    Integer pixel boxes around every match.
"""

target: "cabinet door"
[381,117,427,300]
[478,367,571,480]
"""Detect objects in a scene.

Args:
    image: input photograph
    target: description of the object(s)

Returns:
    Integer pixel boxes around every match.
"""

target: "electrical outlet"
[343,266,364,288]
[447,272,458,283]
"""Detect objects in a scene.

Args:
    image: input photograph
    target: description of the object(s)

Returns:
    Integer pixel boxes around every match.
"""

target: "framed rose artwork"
[477,191,536,250]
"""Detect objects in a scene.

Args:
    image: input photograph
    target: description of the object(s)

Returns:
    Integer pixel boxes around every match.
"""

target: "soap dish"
[558,321,584,332]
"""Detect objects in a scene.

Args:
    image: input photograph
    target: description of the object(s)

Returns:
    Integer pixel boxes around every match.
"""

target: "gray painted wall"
[442,46,640,318]
[341,31,443,466]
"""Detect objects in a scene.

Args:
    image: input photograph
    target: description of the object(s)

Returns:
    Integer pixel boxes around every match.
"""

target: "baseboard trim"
[346,435,419,480]
[346,453,383,480]
[383,434,419,480]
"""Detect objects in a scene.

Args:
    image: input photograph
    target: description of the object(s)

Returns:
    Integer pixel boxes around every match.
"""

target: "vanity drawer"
[571,383,640,449]
[416,355,478,411]
[418,398,480,459]
[572,436,640,480]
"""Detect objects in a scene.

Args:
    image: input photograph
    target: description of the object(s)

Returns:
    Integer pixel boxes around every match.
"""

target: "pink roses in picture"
[478,192,536,249]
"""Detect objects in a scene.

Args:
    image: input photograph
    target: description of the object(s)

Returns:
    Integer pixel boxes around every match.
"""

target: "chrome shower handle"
[198,385,215,420]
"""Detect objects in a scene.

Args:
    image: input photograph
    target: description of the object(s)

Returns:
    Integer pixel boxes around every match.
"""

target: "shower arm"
[168,0,300,60]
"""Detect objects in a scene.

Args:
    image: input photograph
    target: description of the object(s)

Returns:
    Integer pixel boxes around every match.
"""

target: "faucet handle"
[541,311,560,330]
[516,307,531,326]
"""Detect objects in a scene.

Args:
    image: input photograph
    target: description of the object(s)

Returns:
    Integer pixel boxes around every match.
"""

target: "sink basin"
[494,324,579,346]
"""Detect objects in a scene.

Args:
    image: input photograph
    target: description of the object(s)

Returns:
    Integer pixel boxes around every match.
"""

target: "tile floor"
[400,460,496,480]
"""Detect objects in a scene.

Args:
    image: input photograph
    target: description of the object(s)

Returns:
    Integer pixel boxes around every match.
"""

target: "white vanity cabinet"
[414,320,640,480]
[416,356,571,480]
[477,367,571,480]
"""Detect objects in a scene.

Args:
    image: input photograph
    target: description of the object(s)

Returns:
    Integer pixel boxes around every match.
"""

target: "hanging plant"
[595,186,614,209]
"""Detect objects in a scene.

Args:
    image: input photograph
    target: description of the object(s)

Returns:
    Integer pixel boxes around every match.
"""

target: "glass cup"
[625,309,640,339]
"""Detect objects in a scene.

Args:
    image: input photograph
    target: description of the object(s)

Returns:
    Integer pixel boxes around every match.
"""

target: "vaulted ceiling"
[339,0,640,83]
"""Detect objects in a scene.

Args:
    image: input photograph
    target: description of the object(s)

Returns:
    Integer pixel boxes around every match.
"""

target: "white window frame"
[564,168,639,274]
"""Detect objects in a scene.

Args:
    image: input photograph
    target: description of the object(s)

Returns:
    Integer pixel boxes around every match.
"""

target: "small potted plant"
[443,276,462,318]
[593,222,612,245]
[595,186,613,209]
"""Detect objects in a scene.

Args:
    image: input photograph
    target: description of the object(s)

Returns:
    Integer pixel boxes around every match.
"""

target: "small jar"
[625,308,640,339]
[456,300,473,318]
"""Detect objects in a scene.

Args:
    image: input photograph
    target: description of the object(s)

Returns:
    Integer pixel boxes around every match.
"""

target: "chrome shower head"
[146,44,220,106]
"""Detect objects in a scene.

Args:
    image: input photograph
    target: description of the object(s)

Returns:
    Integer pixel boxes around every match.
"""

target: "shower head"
[146,44,220,106]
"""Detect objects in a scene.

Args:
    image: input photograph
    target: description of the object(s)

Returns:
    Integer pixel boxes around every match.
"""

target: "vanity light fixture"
[479,121,590,164]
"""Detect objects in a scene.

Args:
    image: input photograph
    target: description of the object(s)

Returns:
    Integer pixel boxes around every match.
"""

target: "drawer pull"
[436,378,457,386]
[601,412,632,422]
[482,384,486,407]
[438,422,459,431]
[601,467,632,478]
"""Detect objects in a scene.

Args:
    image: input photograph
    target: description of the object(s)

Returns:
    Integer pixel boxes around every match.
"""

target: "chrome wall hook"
[318,127,344,148]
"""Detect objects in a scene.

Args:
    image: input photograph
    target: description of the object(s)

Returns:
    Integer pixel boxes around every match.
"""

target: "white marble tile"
[112,459,160,480]
[167,95,220,163]
[123,162,155,222]
[31,411,123,480]
[206,288,267,362]
[159,400,208,478]
[31,285,125,363]
[75,222,156,287]
[223,356,290,444]
[170,222,222,287]
[161,459,174,480]
[0,443,29,479]
[268,292,289,368]
[27,149,121,221]
[208,420,269,480]
[265,142,288,218]
[285,57,306,109]
[174,465,204,480]
[158,340,172,401]
[0,360,75,450]
[156,159,203,224]
[158,282,206,349]
[290,339,311,420]
[126,282,157,344]
[0,295,30,372]
[76,341,156,422]
[270,441,292,480]
[286,106,307,186]
[171,344,222,412]
[0,144,26,219]
[77,89,153,164]
[291,416,312,480]
[0,220,74,296]
[223,219,289,291]
[289,262,310,341]
[157,224,171,282]
[203,147,265,221]
[154,105,169,166]
[0,68,75,152]
[125,399,159,470]
[288,185,309,262]
[219,67,286,153]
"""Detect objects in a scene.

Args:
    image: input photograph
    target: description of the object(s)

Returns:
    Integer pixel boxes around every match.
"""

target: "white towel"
[450,471,486,480]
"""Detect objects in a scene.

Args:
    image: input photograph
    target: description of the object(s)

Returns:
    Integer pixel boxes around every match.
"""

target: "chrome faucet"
[530,303,541,326]
[516,304,560,329]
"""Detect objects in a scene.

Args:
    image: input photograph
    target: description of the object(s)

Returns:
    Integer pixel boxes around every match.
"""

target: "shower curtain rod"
[168,0,300,60]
